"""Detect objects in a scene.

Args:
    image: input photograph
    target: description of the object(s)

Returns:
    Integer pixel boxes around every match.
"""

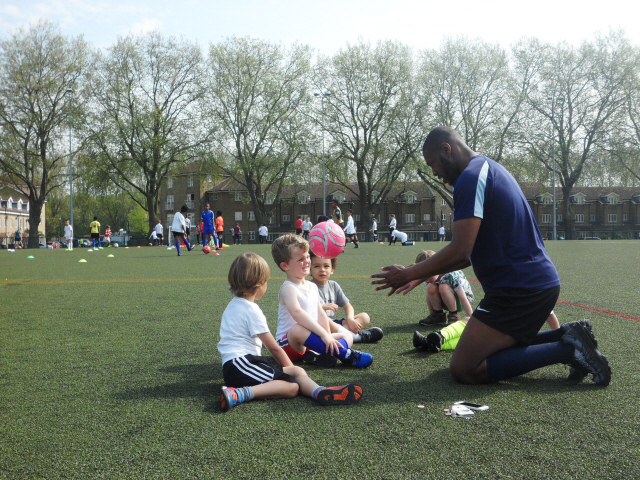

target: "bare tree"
[314,40,422,226]
[519,31,634,238]
[205,37,311,227]
[85,32,207,233]
[0,21,90,247]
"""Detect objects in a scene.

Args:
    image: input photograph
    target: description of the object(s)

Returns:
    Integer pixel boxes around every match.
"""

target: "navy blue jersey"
[453,156,560,292]
[201,210,214,230]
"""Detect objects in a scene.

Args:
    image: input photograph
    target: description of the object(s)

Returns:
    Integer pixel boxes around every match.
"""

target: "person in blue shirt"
[201,203,215,248]
[372,126,610,386]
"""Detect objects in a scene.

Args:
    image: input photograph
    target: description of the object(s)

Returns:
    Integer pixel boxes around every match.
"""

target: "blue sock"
[304,333,350,360]
[486,342,574,382]
[236,386,254,403]
[98,239,102,247]
[175,241,181,254]
[529,328,564,345]
[184,237,191,250]
[92,240,96,247]
[312,386,325,399]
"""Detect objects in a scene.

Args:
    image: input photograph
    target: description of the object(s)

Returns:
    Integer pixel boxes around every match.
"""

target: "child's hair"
[317,215,329,223]
[271,234,309,271]
[93,216,97,220]
[309,250,337,269]
[228,253,271,297]
[180,205,188,213]
[390,214,395,218]
[347,209,353,214]
[415,249,436,263]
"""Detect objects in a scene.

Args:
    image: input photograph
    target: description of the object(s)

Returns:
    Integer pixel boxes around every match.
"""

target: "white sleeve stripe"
[474,161,489,218]
[233,357,274,383]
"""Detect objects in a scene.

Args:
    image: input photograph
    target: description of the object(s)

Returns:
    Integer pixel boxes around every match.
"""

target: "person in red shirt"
[215,211,224,250]
[296,217,303,236]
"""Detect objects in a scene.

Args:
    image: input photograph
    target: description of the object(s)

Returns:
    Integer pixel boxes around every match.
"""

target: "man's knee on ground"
[449,358,481,385]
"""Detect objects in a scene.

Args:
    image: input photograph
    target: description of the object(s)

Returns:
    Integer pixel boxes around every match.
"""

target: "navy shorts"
[473,286,560,344]
[222,354,296,388]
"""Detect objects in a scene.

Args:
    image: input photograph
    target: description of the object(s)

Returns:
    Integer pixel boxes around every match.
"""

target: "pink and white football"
[309,221,346,258]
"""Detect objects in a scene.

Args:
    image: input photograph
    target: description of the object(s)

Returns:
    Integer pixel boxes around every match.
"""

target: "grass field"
[1,241,639,479]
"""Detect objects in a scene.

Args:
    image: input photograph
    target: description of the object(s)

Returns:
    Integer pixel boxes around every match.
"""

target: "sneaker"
[561,324,611,386]
[413,331,429,351]
[344,349,373,368]
[303,350,338,368]
[316,384,363,406]
[419,311,447,326]
[177,252,182,256]
[220,386,240,412]
[360,327,384,343]
[447,312,461,323]
[561,320,595,382]
[426,331,445,353]
[561,320,596,346]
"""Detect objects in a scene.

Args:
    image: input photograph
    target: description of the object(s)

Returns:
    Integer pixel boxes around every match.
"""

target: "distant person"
[296,216,303,236]
[185,216,191,242]
[64,220,73,250]
[370,217,378,242]
[233,223,242,245]
[197,220,203,245]
[103,225,111,246]
[90,216,101,248]
[388,214,396,241]
[258,224,268,244]
[171,205,192,256]
[202,204,215,247]
[439,225,445,242]
[149,229,158,246]
[317,215,330,224]
[215,211,224,249]
[302,216,312,240]
[155,219,164,246]
[371,126,610,386]
[344,210,359,248]
[390,229,414,246]
[331,199,344,229]
[14,229,21,248]
[218,253,363,411]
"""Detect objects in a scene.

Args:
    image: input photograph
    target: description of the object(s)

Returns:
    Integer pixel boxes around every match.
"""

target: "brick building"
[1,183,46,247]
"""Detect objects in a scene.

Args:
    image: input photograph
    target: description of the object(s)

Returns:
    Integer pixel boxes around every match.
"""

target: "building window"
[12,202,17,209]
[590,214,596,222]
[441,199,447,206]
[608,214,617,223]
[575,214,584,223]
[441,213,447,221]
[166,195,174,211]
[268,216,274,225]
[211,193,218,201]
[623,214,628,221]
[235,212,242,221]
[283,215,291,223]
[0,200,6,208]
[185,193,195,209]
[248,211,255,221]
[405,193,416,204]
[235,192,243,202]
[423,213,431,222]
[167,214,174,226]
[248,231,255,241]
[353,214,360,222]
[206,175,212,183]
[406,214,415,223]
[371,191,381,204]
[167,176,173,189]
[22,204,27,210]
[187,175,193,187]
[576,196,585,205]
[557,214,563,222]
[265,192,275,205]
[541,214,551,224]
[297,191,309,204]
[331,191,345,204]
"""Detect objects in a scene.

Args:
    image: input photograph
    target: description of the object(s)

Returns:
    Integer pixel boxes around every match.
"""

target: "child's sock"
[486,342,574,382]
[98,239,102,247]
[337,324,362,343]
[92,240,95,247]
[235,386,254,402]
[312,386,325,400]
[439,320,467,350]
[184,237,191,251]
[175,241,181,254]
[304,333,350,360]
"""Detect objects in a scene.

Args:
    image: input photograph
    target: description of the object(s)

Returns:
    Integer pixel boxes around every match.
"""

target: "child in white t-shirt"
[271,234,373,368]
[218,253,363,411]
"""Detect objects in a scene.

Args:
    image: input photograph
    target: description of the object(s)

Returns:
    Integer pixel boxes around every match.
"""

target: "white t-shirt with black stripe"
[218,297,270,365]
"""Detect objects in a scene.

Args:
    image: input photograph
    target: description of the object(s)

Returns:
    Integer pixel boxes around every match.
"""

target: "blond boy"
[271,234,373,368]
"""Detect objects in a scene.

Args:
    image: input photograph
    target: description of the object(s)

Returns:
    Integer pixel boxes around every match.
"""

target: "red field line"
[467,279,640,322]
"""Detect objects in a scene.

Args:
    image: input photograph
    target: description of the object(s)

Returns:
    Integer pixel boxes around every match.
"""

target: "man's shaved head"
[422,126,463,156]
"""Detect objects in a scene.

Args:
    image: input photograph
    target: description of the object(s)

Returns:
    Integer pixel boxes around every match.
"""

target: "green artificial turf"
[1,242,639,479]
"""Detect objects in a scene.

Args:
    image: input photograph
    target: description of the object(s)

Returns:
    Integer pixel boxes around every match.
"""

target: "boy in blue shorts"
[271,234,373,368]
[219,253,363,411]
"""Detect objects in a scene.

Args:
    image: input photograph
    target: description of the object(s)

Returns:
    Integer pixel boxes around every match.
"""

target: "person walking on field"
[215,211,224,249]
[439,225,445,241]
[371,126,610,387]
[64,220,73,250]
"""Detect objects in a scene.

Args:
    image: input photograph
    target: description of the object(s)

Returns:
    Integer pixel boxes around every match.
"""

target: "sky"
[1,0,640,55]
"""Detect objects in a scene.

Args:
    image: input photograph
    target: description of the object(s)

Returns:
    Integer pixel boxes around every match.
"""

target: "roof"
[520,183,640,202]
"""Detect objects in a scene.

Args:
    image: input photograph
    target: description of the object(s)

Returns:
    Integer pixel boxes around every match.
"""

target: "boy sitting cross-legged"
[272,234,373,368]
[218,253,363,411]
[309,251,383,346]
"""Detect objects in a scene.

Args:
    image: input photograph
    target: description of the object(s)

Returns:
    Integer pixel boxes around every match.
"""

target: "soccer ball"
[148,243,152,246]
[203,245,211,254]
[309,221,345,258]
[114,243,119,248]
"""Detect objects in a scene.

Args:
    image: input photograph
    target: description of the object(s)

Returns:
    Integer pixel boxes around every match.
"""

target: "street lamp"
[548,95,563,240]
[66,89,74,231]
[314,91,331,216]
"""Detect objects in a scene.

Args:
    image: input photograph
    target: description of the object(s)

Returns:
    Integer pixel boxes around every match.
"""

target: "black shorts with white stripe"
[222,354,296,388]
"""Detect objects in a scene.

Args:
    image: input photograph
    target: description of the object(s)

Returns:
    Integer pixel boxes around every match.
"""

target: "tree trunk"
[561,184,574,240]
[147,195,157,234]
[28,201,43,248]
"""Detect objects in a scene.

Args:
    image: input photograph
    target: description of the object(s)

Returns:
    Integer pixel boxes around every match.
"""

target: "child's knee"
[427,283,439,295]
[356,313,370,326]
[285,365,308,379]
[438,283,453,295]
